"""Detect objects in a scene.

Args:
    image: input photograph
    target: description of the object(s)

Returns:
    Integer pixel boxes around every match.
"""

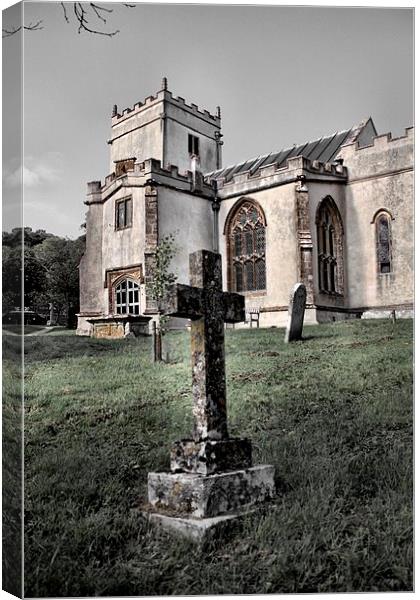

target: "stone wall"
[339,128,414,310]
[164,103,220,175]
[78,184,104,334]
[110,95,164,172]
[218,182,298,327]
[101,187,146,276]
[158,187,214,286]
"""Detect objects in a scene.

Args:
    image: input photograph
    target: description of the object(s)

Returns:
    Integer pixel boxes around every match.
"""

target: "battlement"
[96,157,214,200]
[111,83,220,127]
[87,181,102,194]
[209,155,347,190]
[339,126,413,156]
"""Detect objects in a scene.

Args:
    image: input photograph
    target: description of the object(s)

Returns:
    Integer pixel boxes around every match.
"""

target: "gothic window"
[375,212,392,274]
[115,197,132,230]
[316,197,344,295]
[227,200,266,293]
[188,134,200,157]
[114,279,140,315]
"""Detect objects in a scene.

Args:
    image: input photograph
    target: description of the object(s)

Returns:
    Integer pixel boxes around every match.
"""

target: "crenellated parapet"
[339,126,413,155]
[86,158,215,205]
[209,155,348,198]
[337,126,413,182]
[111,88,221,127]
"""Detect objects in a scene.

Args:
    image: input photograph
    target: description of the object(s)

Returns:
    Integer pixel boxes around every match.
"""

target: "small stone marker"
[145,250,275,541]
[284,283,307,343]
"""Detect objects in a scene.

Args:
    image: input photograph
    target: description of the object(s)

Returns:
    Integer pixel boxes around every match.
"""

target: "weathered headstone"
[284,283,307,343]
[146,250,275,540]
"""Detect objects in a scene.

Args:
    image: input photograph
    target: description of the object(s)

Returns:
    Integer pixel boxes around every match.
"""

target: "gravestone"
[284,283,307,343]
[145,250,275,541]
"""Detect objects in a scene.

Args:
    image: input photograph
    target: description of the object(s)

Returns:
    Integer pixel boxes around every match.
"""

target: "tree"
[3,2,136,38]
[2,228,85,325]
[148,234,177,362]
[33,236,85,327]
[2,227,53,249]
[2,245,47,312]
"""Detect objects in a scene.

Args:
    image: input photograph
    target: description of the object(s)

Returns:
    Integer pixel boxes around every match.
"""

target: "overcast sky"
[2,2,414,238]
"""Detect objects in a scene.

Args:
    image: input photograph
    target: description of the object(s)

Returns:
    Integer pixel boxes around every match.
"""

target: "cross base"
[144,506,260,544]
[147,465,275,519]
[170,438,252,475]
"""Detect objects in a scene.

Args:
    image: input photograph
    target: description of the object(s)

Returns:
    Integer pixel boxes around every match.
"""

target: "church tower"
[109,77,222,175]
[77,80,221,336]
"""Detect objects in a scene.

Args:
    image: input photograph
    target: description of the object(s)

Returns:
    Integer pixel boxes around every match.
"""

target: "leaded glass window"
[228,200,266,292]
[235,263,243,292]
[316,197,344,295]
[376,213,392,274]
[115,279,140,315]
[115,197,132,230]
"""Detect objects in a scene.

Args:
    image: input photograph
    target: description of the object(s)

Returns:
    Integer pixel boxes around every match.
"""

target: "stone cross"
[146,250,275,537]
[284,282,307,343]
[165,250,245,442]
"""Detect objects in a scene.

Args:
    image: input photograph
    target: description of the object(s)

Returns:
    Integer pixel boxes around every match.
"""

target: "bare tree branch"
[73,1,119,36]
[2,20,43,38]
[4,3,135,38]
[90,2,113,25]
[61,2,70,23]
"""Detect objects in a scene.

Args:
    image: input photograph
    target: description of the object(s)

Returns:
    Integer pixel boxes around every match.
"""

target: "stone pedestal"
[86,315,151,339]
[146,458,275,541]
[146,465,275,541]
[148,465,275,518]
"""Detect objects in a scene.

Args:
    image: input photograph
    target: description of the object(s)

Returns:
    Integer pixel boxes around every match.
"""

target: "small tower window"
[115,197,132,230]
[188,134,200,157]
[375,212,393,274]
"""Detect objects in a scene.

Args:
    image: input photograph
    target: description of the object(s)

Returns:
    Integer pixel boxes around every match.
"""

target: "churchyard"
[9,317,412,596]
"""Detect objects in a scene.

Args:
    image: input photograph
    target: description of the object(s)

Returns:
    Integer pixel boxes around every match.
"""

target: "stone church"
[77,79,413,336]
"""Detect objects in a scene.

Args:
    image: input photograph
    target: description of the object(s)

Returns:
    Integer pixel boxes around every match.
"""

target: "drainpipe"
[211,184,220,253]
[215,130,223,170]
[215,106,223,170]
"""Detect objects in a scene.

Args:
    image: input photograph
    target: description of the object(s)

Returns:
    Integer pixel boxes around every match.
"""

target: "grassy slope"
[22,320,413,596]
[2,335,23,596]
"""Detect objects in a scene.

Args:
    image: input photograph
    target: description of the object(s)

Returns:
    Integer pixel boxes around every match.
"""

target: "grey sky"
[3,2,414,238]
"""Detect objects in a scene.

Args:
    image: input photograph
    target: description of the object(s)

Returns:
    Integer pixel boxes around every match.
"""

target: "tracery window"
[227,200,266,292]
[375,212,392,274]
[114,279,140,315]
[316,197,344,295]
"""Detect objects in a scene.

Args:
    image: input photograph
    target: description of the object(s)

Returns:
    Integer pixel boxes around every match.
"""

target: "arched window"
[226,200,266,292]
[375,211,392,274]
[316,197,344,295]
[114,279,140,315]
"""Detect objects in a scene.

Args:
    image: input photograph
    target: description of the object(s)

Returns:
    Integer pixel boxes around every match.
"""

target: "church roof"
[206,119,375,183]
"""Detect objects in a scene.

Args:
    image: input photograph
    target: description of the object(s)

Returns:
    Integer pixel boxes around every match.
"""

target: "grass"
[3,325,73,336]
[17,319,413,596]
[3,324,46,335]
